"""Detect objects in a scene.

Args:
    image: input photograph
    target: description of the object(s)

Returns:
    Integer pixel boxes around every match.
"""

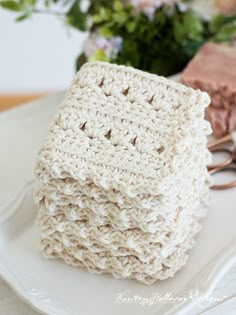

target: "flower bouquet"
[1,0,236,76]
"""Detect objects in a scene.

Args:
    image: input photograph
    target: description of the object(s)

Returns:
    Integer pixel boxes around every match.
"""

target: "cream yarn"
[34,62,212,284]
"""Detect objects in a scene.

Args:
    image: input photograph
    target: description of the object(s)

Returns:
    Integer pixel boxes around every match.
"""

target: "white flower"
[84,33,123,60]
[80,0,90,13]
[125,0,179,19]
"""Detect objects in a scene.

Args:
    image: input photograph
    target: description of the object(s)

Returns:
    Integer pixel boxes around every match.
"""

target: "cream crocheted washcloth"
[34,62,212,284]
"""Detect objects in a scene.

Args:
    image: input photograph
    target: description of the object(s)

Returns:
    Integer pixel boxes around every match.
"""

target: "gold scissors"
[207,132,236,190]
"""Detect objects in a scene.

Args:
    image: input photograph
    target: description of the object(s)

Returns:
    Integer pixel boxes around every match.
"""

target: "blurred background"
[0,9,86,109]
[0,0,235,111]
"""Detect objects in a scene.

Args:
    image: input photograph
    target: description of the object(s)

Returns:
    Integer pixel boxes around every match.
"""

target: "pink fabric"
[182,43,236,92]
[206,106,236,138]
[181,42,236,137]
[205,106,229,138]
[229,108,236,131]
[215,0,236,14]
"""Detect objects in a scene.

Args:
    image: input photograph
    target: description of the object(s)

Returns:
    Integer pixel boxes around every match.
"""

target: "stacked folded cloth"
[182,42,236,138]
[34,62,212,285]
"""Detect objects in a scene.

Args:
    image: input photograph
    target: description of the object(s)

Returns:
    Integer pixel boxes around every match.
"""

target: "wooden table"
[0,94,47,111]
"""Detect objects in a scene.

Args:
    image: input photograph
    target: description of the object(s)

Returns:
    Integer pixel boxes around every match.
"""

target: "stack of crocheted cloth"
[34,62,212,285]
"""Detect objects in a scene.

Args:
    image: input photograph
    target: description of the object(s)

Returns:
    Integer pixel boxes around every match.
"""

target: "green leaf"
[113,11,128,24]
[182,39,205,57]
[0,0,21,11]
[121,39,140,67]
[92,7,112,24]
[173,20,186,43]
[210,15,225,33]
[27,0,35,5]
[212,21,236,42]
[99,7,112,20]
[126,20,136,33]
[100,26,113,37]
[76,53,87,71]
[16,13,29,21]
[89,49,108,62]
[113,0,123,12]
[92,14,103,23]
[20,0,36,12]
[66,0,87,31]
[183,11,203,40]
[209,14,236,33]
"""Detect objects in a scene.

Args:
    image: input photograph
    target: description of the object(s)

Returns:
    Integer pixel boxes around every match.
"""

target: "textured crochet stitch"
[34,62,212,284]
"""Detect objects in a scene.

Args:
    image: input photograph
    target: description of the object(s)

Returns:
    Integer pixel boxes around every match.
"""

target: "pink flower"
[215,0,236,15]
[126,0,179,18]
[84,34,123,60]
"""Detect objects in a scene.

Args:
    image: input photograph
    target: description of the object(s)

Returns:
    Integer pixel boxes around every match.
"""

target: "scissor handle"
[210,166,236,190]
[208,148,233,174]
[208,148,236,190]
[207,134,232,150]
[211,180,236,190]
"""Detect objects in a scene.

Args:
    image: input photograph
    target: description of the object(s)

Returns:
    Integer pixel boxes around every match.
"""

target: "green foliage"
[1,0,236,76]
[76,52,87,70]
[173,11,204,45]
[77,1,236,75]
[211,21,236,42]
[66,0,87,31]
[0,1,22,11]
[87,3,210,75]
[209,14,236,33]
[0,0,36,19]
[89,48,108,62]
[0,0,40,21]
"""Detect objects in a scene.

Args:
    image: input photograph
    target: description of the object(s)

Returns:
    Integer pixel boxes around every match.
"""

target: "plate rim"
[0,184,236,315]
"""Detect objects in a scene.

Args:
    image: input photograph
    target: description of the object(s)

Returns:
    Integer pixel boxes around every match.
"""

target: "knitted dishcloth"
[35,168,210,234]
[35,62,211,197]
[36,197,206,263]
[39,222,200,285]
[34,62,212,284]
[35,158,211,211]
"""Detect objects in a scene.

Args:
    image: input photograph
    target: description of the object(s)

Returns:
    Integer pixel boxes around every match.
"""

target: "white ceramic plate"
[0,94,236,315]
